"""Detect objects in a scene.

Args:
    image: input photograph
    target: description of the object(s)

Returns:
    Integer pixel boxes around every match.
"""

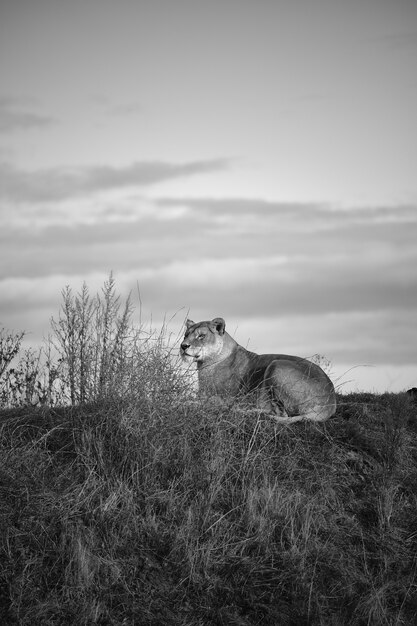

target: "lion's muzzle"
[180,341,201,361]
[180,341,190,354]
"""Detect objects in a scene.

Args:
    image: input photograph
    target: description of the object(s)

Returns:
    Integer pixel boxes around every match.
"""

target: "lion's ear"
[186,319,195,330]
[212,317,226,335]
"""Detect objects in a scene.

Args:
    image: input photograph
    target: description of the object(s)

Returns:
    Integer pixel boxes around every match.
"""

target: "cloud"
[233,310,417,368]
[1,195,416,385]
[125,253,417,321]
[2,246,415,317]
[109,102,144,116]
[90,95,144,116]
[160,196,417,226]
[159,197,326,216]
[0,97,56,132]
[0,158,231,203]
[2,198,417,311]
[1,268,416,371]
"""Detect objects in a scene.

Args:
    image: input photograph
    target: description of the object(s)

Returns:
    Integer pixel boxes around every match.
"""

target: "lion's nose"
[181,341,190,351]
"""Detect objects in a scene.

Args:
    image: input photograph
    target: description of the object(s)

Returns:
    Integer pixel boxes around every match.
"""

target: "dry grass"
[1,390,417,625]
[1,277,417,624]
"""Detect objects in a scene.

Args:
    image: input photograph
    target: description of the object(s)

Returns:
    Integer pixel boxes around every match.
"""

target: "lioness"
[181,317,336,422]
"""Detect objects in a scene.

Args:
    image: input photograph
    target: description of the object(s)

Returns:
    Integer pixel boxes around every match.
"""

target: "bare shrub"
[1,274,187,408]
[49,274,138,404]
[0,327,25,406]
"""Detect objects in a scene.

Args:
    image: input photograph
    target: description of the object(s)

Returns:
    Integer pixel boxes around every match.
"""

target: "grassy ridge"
[1,392,417,625]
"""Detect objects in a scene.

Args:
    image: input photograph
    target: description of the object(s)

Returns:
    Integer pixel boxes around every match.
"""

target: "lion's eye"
[198,335,205,341]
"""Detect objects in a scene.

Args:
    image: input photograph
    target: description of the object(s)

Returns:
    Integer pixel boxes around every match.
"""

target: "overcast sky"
[1,0,417,393]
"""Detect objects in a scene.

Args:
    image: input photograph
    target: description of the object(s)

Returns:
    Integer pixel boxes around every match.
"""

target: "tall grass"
[49,275,138,405]
[1,277,417,624]
[1,393,416,624]
[0,274,185,409]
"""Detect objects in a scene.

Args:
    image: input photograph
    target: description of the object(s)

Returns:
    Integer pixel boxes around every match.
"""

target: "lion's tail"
[272,410,332,423]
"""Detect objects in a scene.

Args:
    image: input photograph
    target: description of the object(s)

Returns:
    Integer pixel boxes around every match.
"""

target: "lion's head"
[180,317,226,363]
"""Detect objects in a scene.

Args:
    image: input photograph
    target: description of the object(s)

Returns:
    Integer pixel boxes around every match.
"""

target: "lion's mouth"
[181,350,200,360]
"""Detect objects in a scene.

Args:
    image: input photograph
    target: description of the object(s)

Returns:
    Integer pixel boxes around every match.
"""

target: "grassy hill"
[1,278,416,624]
[1,391,417,625]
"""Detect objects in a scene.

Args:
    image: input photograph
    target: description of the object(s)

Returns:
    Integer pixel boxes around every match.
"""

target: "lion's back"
[243,352,332,391]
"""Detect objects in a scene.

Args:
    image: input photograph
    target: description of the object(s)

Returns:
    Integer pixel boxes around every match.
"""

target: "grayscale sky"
[1,0,417,392]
